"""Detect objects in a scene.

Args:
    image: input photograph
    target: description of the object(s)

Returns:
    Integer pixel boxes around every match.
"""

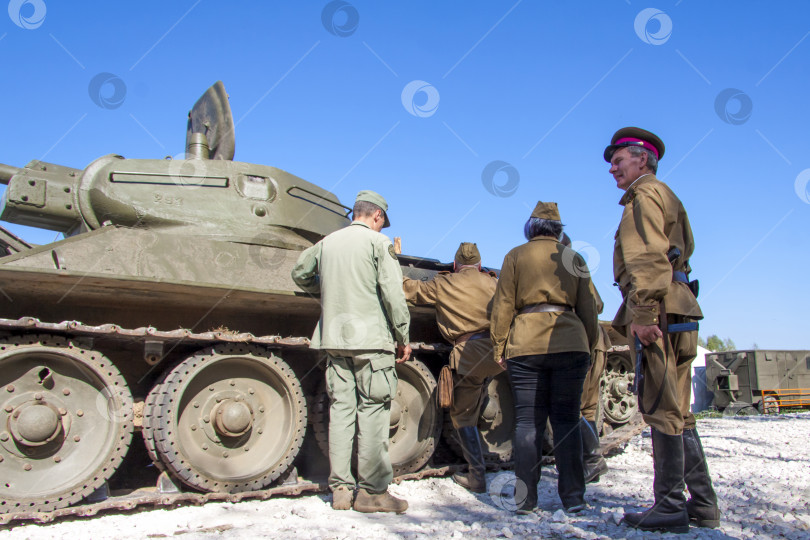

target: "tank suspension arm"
[0,163,20,185]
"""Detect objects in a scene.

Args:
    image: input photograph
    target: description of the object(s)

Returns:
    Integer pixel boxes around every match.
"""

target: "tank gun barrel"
[0,163,19,185]
[1,155,349,240]
[1,160,85,233]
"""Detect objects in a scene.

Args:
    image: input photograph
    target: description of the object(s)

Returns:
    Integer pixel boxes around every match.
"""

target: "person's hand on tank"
[396,344,412,363]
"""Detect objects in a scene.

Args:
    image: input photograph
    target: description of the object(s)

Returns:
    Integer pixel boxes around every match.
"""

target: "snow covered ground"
[2,413,808,540]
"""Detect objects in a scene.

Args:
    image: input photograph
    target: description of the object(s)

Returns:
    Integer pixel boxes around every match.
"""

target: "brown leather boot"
[453,471,486,493]
[331,486,353,510]
[353,488,408,514]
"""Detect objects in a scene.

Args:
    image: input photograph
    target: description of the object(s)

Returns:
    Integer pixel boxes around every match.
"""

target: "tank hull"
[0,225,443,343]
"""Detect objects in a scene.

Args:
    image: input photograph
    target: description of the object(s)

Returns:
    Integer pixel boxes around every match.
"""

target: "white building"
[691,345,713,412]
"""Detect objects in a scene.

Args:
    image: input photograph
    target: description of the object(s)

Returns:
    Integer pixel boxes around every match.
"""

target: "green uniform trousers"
[450,338,504,429]
[325,350,398,493]
[638,316,698,435]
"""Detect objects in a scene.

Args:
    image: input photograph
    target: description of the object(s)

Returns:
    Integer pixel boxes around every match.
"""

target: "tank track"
[0,317,450,352]
[0,462,489,526]
[0,416,644,527]
[0,317,644,526]
[600,412,645,456]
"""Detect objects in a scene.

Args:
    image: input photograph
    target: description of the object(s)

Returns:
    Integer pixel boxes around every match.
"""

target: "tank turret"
[1,82,349,247]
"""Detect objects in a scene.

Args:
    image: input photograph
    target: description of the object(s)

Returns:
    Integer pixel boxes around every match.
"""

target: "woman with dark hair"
[490,201,599,514]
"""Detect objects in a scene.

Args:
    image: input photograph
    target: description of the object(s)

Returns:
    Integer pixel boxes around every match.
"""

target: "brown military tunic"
[403,266,503,428]
[580,325,611,423]
[490,237,599,362]
[612,174,703,435]
[580,289,611,423]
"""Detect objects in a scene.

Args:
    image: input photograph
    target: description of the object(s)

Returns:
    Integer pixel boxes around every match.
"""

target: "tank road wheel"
[308,382,330,458]
[442,371,515,463]
[0,335,133,513]
[149,344,305,492]
[142,380,167,474]
[600,352,638,426]
[309,359,442,475]
[390,359,442,476]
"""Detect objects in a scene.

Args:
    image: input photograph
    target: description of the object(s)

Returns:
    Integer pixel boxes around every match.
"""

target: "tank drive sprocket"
[0,334,133,513]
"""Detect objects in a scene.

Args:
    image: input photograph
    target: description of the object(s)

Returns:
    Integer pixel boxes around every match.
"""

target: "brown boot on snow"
[353,488,408,514]
[452,471,486,493]
[331,486,353,510]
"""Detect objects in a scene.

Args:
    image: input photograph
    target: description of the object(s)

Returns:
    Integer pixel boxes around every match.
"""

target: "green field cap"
[355,190,390,228]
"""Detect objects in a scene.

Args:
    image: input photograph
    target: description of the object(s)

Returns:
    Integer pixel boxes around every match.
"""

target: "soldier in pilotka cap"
[606,127,719,533]
[491,202,599,514]
[402,242,502,493]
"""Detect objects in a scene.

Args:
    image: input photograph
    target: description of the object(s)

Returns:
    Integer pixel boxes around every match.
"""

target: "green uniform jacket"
[490,236,599,361]
[612,174,703,332]
[291,222,410,352]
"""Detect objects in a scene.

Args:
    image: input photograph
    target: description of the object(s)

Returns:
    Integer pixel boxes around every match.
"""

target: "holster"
[635,301,669,415]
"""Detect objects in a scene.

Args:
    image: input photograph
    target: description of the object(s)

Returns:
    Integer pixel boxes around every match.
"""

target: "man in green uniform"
[291,190,412,514]
[402,242,503,493]
[606,127,719,533]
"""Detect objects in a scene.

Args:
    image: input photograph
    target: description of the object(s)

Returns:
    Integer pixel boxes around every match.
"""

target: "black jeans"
[507,351,590,510]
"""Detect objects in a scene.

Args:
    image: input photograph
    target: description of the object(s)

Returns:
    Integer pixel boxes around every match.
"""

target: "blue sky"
[1,1,808,349]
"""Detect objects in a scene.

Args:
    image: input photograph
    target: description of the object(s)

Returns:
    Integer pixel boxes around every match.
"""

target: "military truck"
[705,349,810,414]
[0,82,638,519]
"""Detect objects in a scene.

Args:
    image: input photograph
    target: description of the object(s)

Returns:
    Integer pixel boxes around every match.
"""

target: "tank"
[598,324,638,433]
[705,349,810,414]
[0,82,637,516]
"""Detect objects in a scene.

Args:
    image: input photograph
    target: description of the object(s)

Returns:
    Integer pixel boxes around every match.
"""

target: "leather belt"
[454,330,488,346]
[518,303,572,315]
[668,322,699,333]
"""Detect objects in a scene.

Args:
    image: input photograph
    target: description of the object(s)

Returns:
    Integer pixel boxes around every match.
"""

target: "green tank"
[0,82,454,514]
[0,82,636,517]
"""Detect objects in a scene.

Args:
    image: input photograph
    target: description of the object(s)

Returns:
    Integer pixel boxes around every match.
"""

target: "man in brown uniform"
[606,127,719,533]
[402,242,503,493]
